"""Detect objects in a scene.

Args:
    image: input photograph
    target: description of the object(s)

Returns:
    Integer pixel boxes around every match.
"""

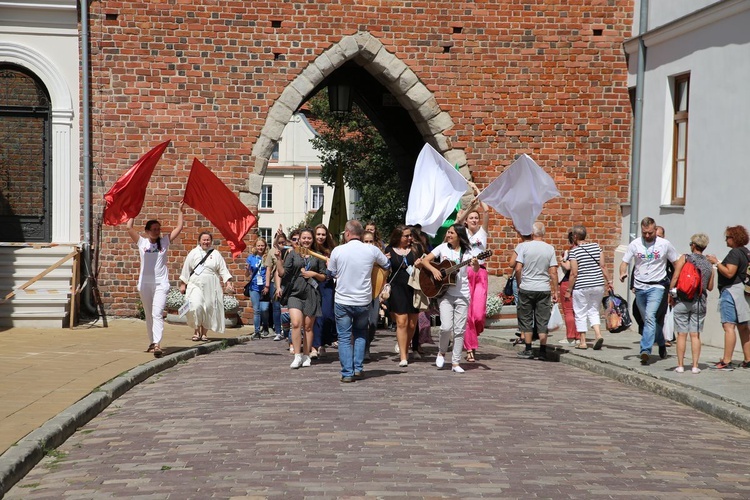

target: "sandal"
[191,334,201,341]
[466,351,475,362]
[200,335,209,341]
[575,345,588,350]
[153,345,164,358]
[146,343,156,353]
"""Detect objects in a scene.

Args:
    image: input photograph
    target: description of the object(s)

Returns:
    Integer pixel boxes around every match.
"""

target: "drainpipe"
[628,0,649,241]
[80,0,97,316]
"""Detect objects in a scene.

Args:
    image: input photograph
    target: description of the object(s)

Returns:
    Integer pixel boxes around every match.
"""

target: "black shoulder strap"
[190,248,214,277]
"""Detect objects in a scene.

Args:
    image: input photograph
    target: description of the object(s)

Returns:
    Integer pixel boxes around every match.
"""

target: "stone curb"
[0,334,252,497]
[481,333,750,434]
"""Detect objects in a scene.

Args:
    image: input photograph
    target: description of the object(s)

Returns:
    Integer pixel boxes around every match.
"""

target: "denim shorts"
[720,289,739,324]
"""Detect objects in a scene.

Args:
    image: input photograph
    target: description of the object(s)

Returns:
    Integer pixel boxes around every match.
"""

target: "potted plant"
[223,294,240,328]
[484,293,504,328]
[165,287,186,324]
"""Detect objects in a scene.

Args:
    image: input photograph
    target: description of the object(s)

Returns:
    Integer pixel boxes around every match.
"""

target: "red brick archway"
[246,32,468,208]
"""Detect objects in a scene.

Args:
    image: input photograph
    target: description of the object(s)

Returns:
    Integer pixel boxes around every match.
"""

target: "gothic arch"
[0,42,78,242]
[246,32,467,204]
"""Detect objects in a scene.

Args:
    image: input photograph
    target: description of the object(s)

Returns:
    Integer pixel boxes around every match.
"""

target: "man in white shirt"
[619,217,679,364]
[327,220,390,382]
[515,222,558,360]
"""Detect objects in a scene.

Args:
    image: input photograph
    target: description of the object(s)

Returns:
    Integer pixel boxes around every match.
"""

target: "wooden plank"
[1,250,77,303]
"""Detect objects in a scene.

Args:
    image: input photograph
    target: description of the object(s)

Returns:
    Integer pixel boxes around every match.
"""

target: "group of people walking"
[126,200,750,379]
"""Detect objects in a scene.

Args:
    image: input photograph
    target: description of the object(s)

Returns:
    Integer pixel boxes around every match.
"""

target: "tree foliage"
[307,90,406,236]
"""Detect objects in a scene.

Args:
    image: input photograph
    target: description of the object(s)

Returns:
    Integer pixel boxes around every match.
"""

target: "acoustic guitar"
[419,250,492,299]
[297,246,389,299]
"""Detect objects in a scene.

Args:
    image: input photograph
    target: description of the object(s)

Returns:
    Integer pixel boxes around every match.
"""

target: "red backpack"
[676,255,702,301]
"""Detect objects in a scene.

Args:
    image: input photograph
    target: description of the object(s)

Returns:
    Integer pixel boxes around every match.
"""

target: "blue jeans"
[269,283,282,332]
[635,287,665,353]
[249,289,270,332]
[335,302,369,378]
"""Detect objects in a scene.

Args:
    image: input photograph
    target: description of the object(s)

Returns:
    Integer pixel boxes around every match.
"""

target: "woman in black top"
[385,224,421,367]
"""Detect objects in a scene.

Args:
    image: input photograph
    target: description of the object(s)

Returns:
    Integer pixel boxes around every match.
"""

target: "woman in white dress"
[179,231,234,341]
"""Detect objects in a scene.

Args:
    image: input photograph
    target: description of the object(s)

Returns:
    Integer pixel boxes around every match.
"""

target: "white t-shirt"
[431,242,472,299]
[622,236,678,290]
[328,239,390,306]
[468,227,488,264]
[515,240,557,292]
[137,235,170,288]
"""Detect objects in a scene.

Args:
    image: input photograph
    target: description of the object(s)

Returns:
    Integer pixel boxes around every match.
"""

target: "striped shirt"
[569,243,605,289]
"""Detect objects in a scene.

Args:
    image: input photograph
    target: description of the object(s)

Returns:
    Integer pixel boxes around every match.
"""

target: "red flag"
[183,158,257,257]
[103,140,171,225]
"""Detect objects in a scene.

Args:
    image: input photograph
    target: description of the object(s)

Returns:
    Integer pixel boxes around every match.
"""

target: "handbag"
[408,267,430,310]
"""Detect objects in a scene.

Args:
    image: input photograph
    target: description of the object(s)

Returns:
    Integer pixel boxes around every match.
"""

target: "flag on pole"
[183,158,257,257]
[328,163,348,242]
[405,144,468,237]
[103,140,170,225]
[477,153,559,236]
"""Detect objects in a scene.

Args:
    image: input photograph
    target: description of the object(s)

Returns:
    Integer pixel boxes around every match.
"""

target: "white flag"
[477,154,559,235]
[405,144,467,237]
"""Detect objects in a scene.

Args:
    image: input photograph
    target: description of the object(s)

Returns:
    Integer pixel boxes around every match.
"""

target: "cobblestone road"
[9,331,750,499]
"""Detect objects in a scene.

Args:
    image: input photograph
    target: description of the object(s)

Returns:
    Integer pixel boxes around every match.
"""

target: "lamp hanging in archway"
[328,83,352,115]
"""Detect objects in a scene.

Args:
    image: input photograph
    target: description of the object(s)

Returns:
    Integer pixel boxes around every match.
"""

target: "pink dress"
[464,227,488,351]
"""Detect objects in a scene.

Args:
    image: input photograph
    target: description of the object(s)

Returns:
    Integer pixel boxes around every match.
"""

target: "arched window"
[0,64,51,241]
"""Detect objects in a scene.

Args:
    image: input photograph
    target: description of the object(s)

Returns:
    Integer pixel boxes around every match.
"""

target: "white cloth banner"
[477,153,559,235]
[405,144,467,237]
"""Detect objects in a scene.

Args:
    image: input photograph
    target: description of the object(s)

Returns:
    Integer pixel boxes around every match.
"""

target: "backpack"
[675,255,702,301]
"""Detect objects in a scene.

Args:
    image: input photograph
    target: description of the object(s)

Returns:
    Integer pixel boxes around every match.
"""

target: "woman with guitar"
[419,224,480,373]
[278,228,327,369]
[456,183,490,362]
[384,225,422,367]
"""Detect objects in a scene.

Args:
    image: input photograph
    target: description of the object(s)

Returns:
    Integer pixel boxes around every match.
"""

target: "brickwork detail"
[87,1,633,319]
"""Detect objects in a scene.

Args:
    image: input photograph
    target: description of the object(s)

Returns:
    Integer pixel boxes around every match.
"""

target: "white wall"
[631,0,722,35]
[623,1,750,347]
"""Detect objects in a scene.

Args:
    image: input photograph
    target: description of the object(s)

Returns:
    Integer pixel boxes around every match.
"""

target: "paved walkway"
[6,329,750,498]
[2,318,750,496]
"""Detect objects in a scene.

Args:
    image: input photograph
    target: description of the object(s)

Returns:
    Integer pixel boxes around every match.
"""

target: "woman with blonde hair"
[669,233,713,373]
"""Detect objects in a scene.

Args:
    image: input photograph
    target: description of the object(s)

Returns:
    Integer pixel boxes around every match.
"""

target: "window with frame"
[671,74,689,205]
[258,227,272,242]
[260,184,273,209]
[311,185,324,211]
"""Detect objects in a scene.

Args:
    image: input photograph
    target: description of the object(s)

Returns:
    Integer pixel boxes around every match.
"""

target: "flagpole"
[304,164,309,214]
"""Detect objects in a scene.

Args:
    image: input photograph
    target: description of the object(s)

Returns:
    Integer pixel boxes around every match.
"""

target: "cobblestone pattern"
[9,333,750,498]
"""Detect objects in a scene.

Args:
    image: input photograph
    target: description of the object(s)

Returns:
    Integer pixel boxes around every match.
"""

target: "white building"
[258,111,357,243]
[619,0,750,347]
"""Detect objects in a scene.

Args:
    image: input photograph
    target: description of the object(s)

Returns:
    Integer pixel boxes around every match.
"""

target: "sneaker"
[691,367,701,374]
[340,376,353,383]
[273,333,283,341]
[452,365,465,373]
[435,354,445,368]
[394,343,400,354]
[290,354,302,369]
[353,371,364,379]
[309,349,319,359]
[301,355,312,367]
[740,360,750,369]
[398,360,408,367]
[412,350,422,360]
[710,360,734,371]
[517,349,534,359]
[593,338,604,350]
[658,345,667,359]
[251,331,261,340]
[674,366,685,373]
[318,346,326,357]
[260,329,272,338]
[640,352,649,365]
[364,349,371,361]
[558,339,576,345]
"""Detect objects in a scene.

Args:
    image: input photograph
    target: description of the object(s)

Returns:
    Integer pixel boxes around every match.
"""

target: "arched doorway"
[247,32,469,207]
[0,64,52,242]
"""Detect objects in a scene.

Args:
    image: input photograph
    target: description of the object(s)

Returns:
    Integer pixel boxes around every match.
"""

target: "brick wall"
[88,1,634,319]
